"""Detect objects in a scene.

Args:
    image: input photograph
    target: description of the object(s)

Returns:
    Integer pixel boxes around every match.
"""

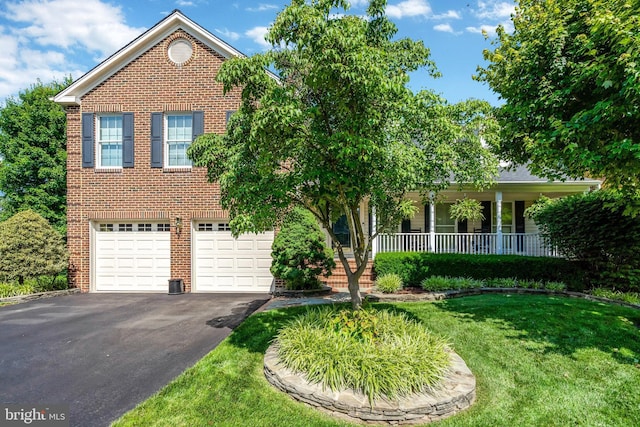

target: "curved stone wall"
[264,343,476,425]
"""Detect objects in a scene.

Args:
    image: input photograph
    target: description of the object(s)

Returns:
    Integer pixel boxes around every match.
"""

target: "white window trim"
[96,114,123,169]
[164,112,193,169]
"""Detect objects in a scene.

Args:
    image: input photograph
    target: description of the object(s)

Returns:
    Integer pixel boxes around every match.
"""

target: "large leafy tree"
[190,0,498,309]
[0,78,71,234]
[478,0,640,210]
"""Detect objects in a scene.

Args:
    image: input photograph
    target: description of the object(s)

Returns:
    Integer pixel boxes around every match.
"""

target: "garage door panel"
[216,240,234,251]
[236,258,255,269]
[194,227,274,292]
[235,240,254,250]
[94,223,170,292]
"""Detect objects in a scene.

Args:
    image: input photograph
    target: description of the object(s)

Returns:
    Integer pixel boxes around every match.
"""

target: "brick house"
[54,10,600,294]
[54,10,275,293]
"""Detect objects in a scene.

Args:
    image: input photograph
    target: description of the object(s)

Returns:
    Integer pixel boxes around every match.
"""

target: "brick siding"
[67,30,241,292]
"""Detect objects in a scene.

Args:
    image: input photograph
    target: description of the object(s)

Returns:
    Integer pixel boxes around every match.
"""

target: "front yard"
[113,294,640,426]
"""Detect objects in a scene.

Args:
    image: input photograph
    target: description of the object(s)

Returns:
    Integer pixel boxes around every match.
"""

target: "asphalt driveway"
[0,293,270,427]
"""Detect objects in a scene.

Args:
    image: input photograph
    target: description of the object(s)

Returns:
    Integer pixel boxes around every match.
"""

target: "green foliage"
[271,208,335,290]
[420,275,456,291]
[276,306,450,403]
[0,275,67,298]
[374,273,403,293]
[0,78,71,234]
[419,276,565,292]
[591,288,640,305]
[0,210,68,284]
[529,190,640,291]
[374,252,583,289]
[188,0,499,308]
[478,0,640,211]
[449,198,484,222]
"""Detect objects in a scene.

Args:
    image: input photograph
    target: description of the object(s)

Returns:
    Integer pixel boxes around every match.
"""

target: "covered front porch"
[368,168,601,258]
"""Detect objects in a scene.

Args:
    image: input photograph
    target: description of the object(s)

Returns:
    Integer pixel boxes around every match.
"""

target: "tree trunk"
[347,273,363,310]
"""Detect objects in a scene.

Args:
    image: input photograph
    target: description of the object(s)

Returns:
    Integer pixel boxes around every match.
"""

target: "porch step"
[325,259,375,292]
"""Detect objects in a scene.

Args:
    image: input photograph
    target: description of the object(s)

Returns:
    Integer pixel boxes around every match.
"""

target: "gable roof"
[53,10,245,106]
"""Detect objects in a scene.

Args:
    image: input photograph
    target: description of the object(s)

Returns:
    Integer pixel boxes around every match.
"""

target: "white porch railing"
[376,233,558,257]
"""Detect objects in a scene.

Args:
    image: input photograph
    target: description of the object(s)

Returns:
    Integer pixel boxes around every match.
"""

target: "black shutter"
[150,113,163,168]
[515,201,525,233]
[225,110,236,125]
[458,219,468,233]
[192,111,204,140]
[401,219,411,233]
[122,113,134,168]
[424,204,430,233]
[515,201,525,252]
[481,201,492,233]
[81,113,94,168]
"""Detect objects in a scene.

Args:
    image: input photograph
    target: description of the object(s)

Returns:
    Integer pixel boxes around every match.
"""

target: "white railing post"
[429,196,435,253]
[371,207,377,259]
[495,191,503,255]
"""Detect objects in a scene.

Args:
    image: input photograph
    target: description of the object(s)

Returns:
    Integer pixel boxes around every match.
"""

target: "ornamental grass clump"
[375,273,403,293]
[276,306,451,403]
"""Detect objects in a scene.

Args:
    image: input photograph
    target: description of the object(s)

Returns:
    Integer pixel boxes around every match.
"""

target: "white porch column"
[429,194,436,252]
[496,191,503,255]
[371,206,377,259]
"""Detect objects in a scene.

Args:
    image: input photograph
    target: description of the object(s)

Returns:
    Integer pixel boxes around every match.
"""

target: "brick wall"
[67,30,241,292]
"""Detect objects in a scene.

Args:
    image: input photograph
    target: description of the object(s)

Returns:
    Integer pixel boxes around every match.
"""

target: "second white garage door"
[193,222,274,292]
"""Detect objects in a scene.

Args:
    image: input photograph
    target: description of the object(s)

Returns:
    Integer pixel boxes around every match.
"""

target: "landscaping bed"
[113,294,640,426]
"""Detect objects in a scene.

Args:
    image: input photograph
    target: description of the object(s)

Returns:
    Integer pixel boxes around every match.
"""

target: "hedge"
[373,252,585,291]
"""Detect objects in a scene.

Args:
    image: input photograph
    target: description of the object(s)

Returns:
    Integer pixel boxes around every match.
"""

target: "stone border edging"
[264,343,476,425]
[366,287,640,310]
[271,285,333,298]
[0,288,81,305]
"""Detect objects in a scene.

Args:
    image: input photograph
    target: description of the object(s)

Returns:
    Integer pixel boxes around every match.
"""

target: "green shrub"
[271,208,335,290]
[374,252,583,290]
[518,279,544,289]
[420,276,454,291]
[591,288,640,305]
[485,277,518,288]
[545,281,567,292]
[276,306,451,403]
[450,277,484,289]
[0,275,68,298]
[375,274,403,293]
[0,210,68,284]
[528,190,640,291]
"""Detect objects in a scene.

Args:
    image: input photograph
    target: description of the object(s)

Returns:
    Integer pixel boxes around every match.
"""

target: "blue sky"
[0,0,516,105]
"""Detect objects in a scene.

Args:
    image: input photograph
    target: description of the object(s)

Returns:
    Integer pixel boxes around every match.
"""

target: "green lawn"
[113,295,640,426]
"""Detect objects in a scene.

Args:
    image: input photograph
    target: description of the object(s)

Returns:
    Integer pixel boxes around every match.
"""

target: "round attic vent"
[167,38,193,65]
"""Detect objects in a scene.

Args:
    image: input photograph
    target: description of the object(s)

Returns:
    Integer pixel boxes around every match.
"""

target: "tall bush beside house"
[271,208,335,290]
[527,190,640,291]
[0,210,68,285]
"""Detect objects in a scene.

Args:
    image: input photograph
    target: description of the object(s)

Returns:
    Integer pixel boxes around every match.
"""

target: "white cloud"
[0,0,145,102]
[246,4,278,12]
[433,10,461,20]
[215,28,240,41]
[475,1,515,20]
[433,23,454,33]
[175,0,195,6]
[245,26,271,49]
[5,0,146,58]
[386,0,432,19]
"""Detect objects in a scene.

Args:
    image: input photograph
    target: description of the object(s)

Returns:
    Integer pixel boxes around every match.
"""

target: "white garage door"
[94,222,171,292]
[193,222,274,292]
